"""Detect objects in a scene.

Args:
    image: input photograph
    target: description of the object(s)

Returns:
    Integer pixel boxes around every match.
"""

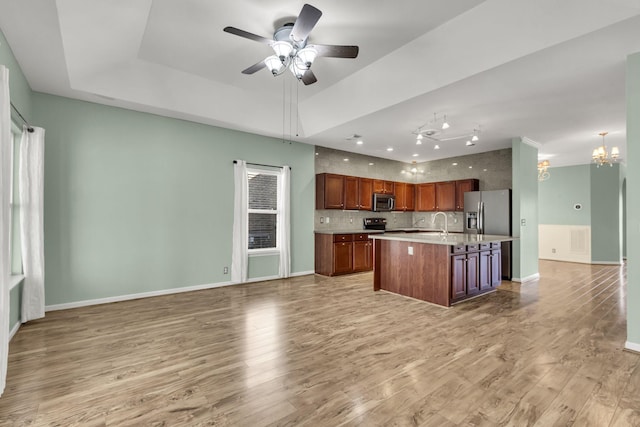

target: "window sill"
[9,274,25,290]
[249,249,280,257]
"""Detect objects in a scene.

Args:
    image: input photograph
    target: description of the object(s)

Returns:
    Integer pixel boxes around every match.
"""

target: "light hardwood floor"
[1,260,639,426]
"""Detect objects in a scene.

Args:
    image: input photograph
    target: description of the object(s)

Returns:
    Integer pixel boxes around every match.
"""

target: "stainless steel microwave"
[372,193,395,212]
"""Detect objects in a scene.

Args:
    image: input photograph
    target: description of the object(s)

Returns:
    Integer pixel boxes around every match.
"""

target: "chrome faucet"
[433,211,448,235]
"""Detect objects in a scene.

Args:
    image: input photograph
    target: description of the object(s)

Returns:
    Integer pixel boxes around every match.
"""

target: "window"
[247,169,280,252]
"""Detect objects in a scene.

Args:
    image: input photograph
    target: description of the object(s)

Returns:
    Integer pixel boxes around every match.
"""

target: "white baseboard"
[511,272,540,283]
[625,341,640,353]
[9,321,20,341]
[591,261,623,265]
[45,270,315,312]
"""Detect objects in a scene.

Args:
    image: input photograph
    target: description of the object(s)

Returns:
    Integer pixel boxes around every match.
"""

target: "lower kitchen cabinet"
[451,248,479,299]
[451,243,500,303]
[315,232,373,276]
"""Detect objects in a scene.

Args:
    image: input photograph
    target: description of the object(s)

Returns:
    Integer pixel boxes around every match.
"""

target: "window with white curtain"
[247,169,280,253]
[9,127,22,276]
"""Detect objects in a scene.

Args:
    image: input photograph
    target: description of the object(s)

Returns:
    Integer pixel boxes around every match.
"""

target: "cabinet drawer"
[479,243,491,250]
[467,244,479,252]
[491,242,501,248]
[353,233,370,241]
[452,245,466,254]
[334,234,354,242]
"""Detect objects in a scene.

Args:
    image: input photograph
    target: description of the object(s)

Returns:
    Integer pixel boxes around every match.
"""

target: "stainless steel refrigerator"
[464,189,512,279]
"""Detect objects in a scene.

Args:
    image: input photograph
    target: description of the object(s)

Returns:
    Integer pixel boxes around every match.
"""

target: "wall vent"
[570,228,588,254]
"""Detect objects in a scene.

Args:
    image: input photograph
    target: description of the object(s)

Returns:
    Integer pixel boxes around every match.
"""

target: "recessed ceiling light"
[483,168,488,172]
[412,153,419,157]
[315,152,319,156]
[452,162,458,166]
[469,166,473,169]
[387,147,394,152]
[434,145,440,150]
[369,162,375,166]
[416,140,422,145]
[356,140,363,145]
[343,158,349,162]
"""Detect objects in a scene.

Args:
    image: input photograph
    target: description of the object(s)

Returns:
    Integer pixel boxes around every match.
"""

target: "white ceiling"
[1,0,640,167]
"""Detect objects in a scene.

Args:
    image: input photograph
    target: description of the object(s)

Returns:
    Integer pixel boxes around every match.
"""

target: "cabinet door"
[317,173,345,209]
[451,254,467,299]
[436,181,456,211]
[359,178,373,210]
[394,182,406,211]
[353,240,372,272]
[455,179,479,211]
[344,176,359,210]
[333,242,353,274]
[479,250,492,290]
[466,252,480,295]
[405,184,415,211]
[490,249,502,287]
[373,180,394,194]
[416,183,436,211]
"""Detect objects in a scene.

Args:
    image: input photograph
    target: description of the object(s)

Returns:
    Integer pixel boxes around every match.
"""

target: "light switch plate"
[408,246,414,255]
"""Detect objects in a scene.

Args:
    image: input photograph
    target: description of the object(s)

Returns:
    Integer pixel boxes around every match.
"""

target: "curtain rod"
[233,160,291,170]
[10,102,34,133]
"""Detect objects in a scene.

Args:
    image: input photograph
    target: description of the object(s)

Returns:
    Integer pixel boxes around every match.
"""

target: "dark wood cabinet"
[479,243,502,290]
[316,173,345,209]
[451,243,496,303]
[315,233,373,276]
[326,175,372,211]
[393,182,415,212]
[455,179,479,211]
[344,176,359,210]
[353,234,373,272]
[373,180,394,194]
[359,178,373,211]
[416,183,436,211]
[436,181,456,211]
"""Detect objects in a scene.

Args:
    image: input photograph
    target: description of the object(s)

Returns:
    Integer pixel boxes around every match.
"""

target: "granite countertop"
[314,229,385,235]
[369,232,515,246]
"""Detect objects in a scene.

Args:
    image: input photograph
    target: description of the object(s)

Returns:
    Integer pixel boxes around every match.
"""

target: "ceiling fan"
[223,4,359,85]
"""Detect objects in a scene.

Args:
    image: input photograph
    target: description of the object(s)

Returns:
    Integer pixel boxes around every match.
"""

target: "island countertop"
[370,232,515,246]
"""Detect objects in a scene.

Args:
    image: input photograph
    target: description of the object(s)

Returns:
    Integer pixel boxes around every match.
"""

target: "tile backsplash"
[315,210,464,232]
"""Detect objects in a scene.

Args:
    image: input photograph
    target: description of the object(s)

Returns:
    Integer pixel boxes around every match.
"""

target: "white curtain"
[19,126,45,323]
[278,166,291,278]
[0,66,12,397]
[231,160,248,283]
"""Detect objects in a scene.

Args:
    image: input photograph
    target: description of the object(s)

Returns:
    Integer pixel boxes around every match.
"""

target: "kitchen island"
[370,232,515,307]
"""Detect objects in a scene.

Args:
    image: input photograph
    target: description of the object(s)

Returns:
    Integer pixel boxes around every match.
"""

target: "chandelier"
[592,132,619,167]
[537,159,550,181]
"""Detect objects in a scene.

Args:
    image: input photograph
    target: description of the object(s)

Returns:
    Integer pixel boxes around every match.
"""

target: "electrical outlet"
[223,266,229,274]
[408,246,414,255]
[349,218,353,224]
[521,219,526,226]
[552,248,556,254]
[320,217,324,224]
[326,217,330,224]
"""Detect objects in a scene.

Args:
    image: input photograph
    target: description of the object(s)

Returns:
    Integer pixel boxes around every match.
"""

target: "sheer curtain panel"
[231,160,248,283]
[19,126,45,323]
[0,66,12,397]
[278,166,291,278]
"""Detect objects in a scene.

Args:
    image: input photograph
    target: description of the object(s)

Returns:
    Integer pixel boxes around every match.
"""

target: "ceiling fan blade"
[311,44,359,59]
[290,4,322,44]
[242,61,267,75]
[223,26,272,44]
[301,69,318,85]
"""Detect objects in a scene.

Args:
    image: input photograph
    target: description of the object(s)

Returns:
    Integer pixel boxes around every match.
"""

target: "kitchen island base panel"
[373,239,451,307]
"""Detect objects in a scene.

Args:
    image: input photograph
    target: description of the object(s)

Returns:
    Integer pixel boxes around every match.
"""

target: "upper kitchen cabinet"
[394,182,415,211]
[373,180,395,195]
[455,179,479,211]
[416,183,436,211]
[316,173,345,209]
[345,176,373,210]
[435,181,456,211]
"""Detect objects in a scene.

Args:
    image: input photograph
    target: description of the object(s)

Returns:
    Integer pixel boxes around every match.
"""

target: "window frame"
[247,167,281,257]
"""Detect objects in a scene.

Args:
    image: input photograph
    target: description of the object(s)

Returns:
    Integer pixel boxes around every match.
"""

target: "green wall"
[590,164,622,263]
[511,137,539,281]
[626,51,640,347]
[34,93,315,306]
[538,165,591,225]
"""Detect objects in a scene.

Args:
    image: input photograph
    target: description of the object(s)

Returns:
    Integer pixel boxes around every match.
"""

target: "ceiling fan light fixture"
[264,55,285,75]
[296,47,318,68]
[271,41,293,61]
[471,134,479,142]
[289,62,305,79]
[434,144,440,150]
